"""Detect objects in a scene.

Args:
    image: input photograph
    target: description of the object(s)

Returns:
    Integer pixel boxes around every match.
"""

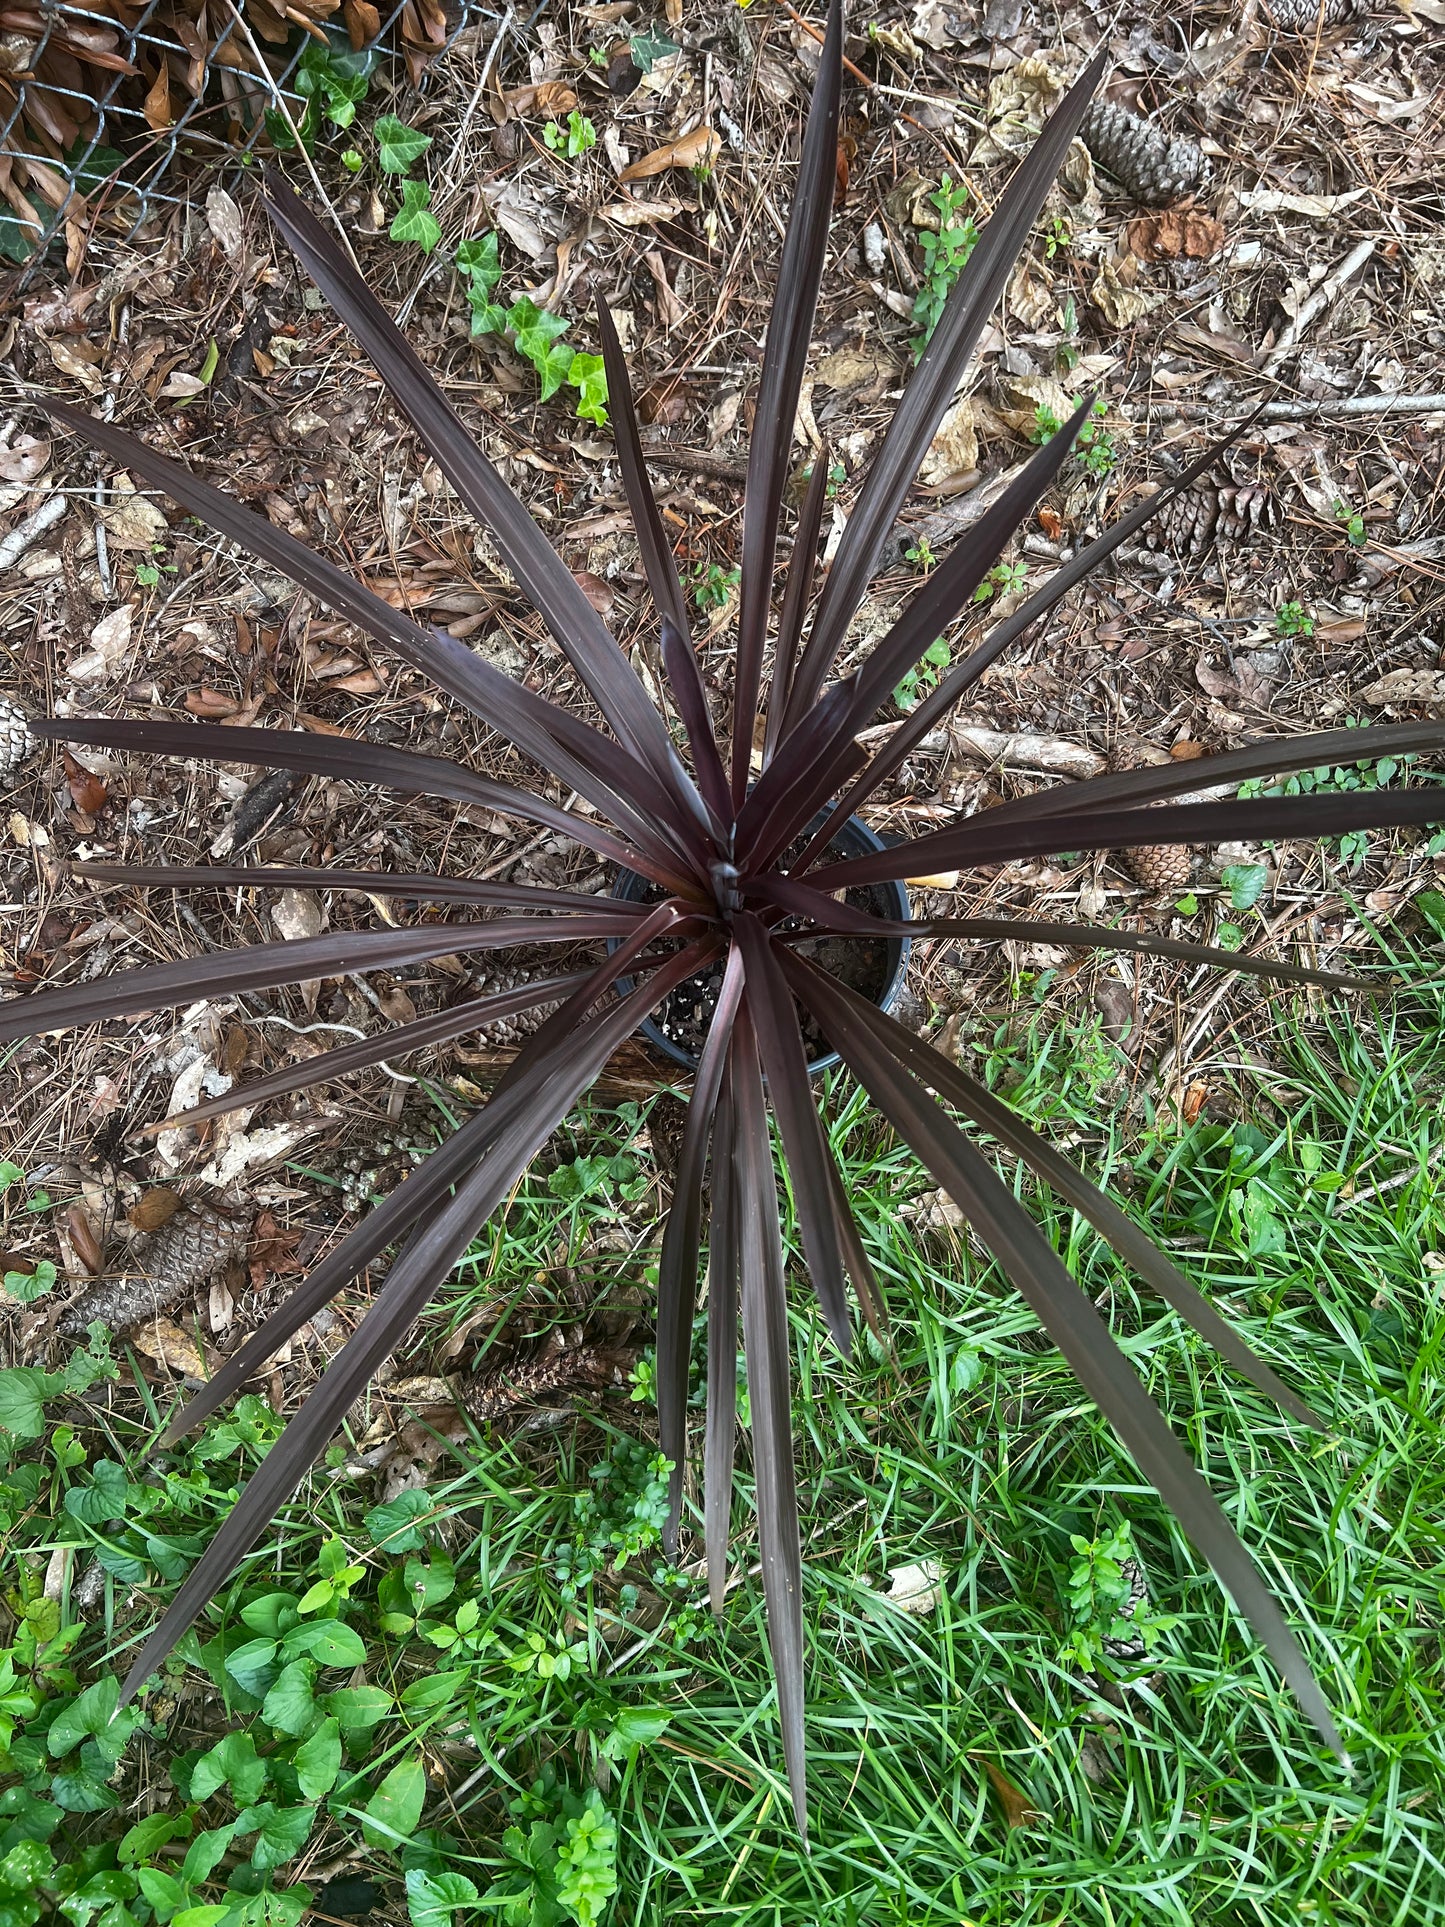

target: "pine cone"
[1102,1557,1150,1661]
[1081,101,1211,207]
[459,1342,635,1423]
[1109,745,1193,894]
[1142,482,1276,561]
[466,964,562,1044]
[1123,842,1192,893]
[1263,0,1367,29]
[1142,485,1220,561]
[57,1199,249,1336]
[0,696,32,784]
[1215,483,1276,542]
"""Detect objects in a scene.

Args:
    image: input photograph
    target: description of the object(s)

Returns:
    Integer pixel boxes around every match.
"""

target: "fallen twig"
[1143,392,1445,424]
[0,491,66,570]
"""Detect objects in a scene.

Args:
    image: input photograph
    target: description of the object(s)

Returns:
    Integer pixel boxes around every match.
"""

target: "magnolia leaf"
[618,126,720,180]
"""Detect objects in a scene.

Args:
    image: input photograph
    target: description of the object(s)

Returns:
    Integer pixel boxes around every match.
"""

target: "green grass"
[1,956,1443,1925]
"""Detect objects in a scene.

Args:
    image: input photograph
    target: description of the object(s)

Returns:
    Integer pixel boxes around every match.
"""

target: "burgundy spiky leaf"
[14,10,1445,1833]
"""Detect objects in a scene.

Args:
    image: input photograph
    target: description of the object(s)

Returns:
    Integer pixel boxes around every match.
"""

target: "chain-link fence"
[0,0,479,270]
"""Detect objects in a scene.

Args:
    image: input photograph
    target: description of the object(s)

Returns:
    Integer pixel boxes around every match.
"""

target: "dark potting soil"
[650,876,897,1065]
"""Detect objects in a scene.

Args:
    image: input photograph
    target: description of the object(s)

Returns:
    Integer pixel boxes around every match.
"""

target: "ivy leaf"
[455,232,501,293]
[629,29,679,72]
[568,351,609,426]
[322,70,369,129]
[294,1718,342,1800]
[536,341,576,404]
[375,115,432,175]
[466,286,510,337]
[389,179,440,255]
[507,295,568,346]
[362,1753,427,1852]
[507,296,570,396]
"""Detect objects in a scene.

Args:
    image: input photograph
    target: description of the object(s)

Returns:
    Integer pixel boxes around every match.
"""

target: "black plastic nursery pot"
[611,811,912,1076]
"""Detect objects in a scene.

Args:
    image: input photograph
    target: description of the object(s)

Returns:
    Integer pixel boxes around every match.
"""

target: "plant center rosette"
[612,809,912,1073]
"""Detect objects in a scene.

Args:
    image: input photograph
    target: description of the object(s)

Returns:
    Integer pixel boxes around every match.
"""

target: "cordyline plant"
[8,2,1444,1829]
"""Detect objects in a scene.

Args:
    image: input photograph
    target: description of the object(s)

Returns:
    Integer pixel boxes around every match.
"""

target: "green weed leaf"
[233,1800,315,1871]
[2,1262,55,1305]
[0,1370,61,1439]
[554,1790,617,1927]
[1220,863,1268,912]
[294,1718,342,1800]
[363,1754,427,1852]
[190,1732,267,1806]
[283,1620,365,1668]
[364,1491,433,1553]
[262,1659,317,1736]
[404,1869,479,1927]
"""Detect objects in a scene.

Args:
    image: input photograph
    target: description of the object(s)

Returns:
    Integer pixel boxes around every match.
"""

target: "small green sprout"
[893,635,950,711]
[972,558,1028,603]
[911,174,978,354]
[1334,497,1366,547]
[693,562,740,613]
[544,111,597,159]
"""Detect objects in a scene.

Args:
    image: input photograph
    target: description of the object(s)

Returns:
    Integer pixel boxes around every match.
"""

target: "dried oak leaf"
[248,1209,306,1293]
[62,750,107,815]
[129,1189,182,1234]
[1126,210,1225,262]
[1360,670,1445,709]
[130,1315,207,1379]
